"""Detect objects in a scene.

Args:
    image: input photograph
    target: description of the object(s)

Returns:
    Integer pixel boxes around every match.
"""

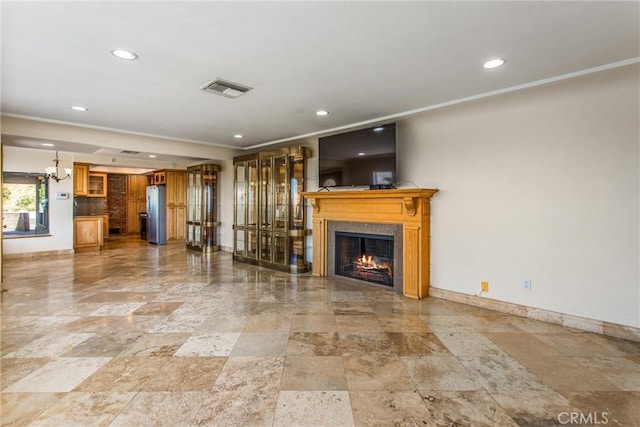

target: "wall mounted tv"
[319,123,396,188]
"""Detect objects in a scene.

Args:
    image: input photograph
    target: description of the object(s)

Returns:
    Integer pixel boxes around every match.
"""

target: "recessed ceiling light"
[111,49,138,60]
[373,126,384,132]
[41,143,55,147]
[483,59,505,69]
[148,154,157,158]
[71,105,88,111]
[358,152,366,156]
[234,134,244,139]
[316,110,329,116]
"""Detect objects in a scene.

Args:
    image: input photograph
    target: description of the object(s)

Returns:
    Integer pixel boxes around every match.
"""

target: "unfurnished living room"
[1,2,639,426]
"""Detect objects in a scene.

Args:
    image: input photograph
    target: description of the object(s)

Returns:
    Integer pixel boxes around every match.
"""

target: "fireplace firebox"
[335,231,394,287]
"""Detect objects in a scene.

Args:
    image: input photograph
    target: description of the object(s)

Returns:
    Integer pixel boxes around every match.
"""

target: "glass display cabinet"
[186,164,220,252]
[233,146,310,273]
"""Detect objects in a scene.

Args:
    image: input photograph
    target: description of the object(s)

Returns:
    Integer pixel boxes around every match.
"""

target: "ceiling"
[2,1,639,154]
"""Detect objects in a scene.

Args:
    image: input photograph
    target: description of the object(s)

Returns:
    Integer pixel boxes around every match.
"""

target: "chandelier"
[45,151,72,182]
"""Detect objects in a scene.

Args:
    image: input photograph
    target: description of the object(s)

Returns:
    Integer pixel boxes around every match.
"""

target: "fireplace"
[327,221,403,293]
[335,232,394,286]
[301,188,438,298]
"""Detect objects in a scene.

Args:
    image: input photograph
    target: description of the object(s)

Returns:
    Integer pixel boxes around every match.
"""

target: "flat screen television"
[319,123,396,188]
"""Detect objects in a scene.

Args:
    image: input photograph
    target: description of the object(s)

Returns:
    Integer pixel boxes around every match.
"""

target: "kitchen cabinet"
[74,216,103,252]
[73,164,107,197]
[102,214,109,241]
[186,164,220,252]
[73,163,89,196]
[88,172,107,197]
[126,175,149,234]
[151,169,187,241]
[233,146,310,273]
[153,171,166,185]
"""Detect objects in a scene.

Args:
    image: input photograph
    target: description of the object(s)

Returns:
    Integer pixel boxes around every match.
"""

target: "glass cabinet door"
[234,162,246,257]
[202,168,217,250]
[193,169,203,249]
[187,164,219,252]
[235,163,246,227]
[246,160,258,259]
[290,156,305,230]
[260,158,272,229]
[259,157,273,262]
[274,156,287,231]
[247,160,258,228]
[186,169,196,248]
[273,233,286,265]
[260,231,271,262]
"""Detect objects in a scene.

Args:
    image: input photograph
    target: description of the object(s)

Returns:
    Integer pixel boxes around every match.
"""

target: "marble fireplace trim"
[327,221,403,294]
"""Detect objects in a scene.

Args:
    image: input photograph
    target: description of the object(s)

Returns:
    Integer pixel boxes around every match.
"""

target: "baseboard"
[429,287,640,343]
[2,249,75,259]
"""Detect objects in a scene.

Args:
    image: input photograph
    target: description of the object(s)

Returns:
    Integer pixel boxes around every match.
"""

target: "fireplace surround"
[302,188,438,298]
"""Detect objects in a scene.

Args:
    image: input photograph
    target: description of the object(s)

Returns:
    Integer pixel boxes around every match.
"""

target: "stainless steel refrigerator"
[146,185,166,245]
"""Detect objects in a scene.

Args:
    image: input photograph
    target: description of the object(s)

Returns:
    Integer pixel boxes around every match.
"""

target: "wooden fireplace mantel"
[301,188,438,299]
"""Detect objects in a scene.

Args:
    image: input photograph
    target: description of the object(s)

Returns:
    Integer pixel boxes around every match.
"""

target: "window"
[2,172,49,237]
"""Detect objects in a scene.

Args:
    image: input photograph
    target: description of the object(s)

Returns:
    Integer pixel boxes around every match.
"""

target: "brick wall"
[107,174,127,233]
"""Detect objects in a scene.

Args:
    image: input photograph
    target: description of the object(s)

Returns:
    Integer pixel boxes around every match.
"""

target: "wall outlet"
[523,279,532,290]
[481,281,489,292]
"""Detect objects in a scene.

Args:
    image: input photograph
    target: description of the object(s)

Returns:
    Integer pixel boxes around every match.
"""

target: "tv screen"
[319,123,396,188]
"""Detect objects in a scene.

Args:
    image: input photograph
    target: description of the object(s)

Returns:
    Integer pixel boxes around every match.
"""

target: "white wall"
[398,64,639,328]
[2,147,75,254]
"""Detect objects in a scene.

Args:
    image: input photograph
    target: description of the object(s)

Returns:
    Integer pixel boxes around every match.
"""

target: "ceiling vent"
[201,78,252,99]
[121,150,140,155]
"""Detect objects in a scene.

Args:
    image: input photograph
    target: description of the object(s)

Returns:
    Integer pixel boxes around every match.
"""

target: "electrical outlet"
[481,281,489,292]
[523,279,532,291]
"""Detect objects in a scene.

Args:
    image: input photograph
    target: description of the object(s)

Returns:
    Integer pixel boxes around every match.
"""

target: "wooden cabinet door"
[176,172,187,205]
[166,206,176,240]
[126,200,140,233]
[102,215,109,241]
[165,171,176,204]
[88,173,107,197]
[175,205,186,239]
[74,164,89,196]
[126,175,149,234]
[138,176,149,199]
[74,217,103,248]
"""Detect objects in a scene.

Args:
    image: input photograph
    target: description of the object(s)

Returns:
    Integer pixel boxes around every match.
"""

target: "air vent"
[201,78,252,99]
[121,150,140,155]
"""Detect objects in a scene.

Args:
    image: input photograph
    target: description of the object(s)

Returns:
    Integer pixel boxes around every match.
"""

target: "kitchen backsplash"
[74,197,106,216]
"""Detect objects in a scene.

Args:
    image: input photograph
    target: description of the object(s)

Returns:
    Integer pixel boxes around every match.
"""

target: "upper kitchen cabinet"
[88,172,107,197]
[73,163,107,197]
[73,163,89,196]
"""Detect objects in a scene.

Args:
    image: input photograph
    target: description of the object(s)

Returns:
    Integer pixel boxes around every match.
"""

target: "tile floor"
[1,236,639,426]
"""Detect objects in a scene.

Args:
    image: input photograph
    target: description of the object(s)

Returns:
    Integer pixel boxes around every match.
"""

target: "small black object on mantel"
[318,186,331,192]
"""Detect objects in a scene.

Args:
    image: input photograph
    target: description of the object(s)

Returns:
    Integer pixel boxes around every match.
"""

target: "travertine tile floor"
[1,236,639,426]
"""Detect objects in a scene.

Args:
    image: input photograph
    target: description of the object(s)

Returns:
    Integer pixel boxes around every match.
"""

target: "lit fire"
[353,253,392,277]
